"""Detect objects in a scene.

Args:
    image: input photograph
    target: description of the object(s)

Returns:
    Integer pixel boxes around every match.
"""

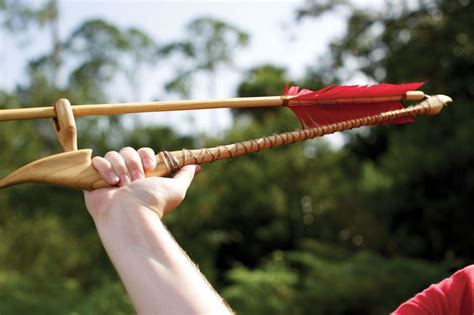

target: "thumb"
[172,165,201,190]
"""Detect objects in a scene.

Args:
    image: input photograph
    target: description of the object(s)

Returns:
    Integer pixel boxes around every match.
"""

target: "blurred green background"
[1,0,473,314]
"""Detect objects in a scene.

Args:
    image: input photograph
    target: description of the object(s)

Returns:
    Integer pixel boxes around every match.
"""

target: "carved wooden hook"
[53,98,77,152]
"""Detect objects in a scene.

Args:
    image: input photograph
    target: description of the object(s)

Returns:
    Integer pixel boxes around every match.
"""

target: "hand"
[84,147,200,220]
[83,148,231,315]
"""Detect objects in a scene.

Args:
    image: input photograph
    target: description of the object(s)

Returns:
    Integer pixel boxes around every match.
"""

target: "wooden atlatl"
[0,94,452,190]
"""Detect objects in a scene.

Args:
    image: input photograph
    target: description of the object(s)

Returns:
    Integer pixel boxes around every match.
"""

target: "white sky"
[0,0,347,143]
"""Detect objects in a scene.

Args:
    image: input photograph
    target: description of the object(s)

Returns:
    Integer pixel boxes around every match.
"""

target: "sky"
[0,0,348,143]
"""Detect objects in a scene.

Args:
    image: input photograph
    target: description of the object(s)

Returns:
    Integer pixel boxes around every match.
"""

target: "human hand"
[84,147,200,221]
[84,148,231,315]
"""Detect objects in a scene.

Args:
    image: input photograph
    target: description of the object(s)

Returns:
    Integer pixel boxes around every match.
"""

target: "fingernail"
[108,172,120,184]
[195,165,202,175]
[132,170,144,180]
[120,175,131,186]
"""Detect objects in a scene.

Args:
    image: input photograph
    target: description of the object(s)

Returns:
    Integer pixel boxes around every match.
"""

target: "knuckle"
[138,147,154,154]
[119,146,135,154]
[91,157,108,171]
[138,148,156,161]
[104,151,129,174]
[104,151,119,159]
[91,156,103,164]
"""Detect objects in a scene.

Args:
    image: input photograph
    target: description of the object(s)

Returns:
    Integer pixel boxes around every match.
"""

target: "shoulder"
[392,265,474,315]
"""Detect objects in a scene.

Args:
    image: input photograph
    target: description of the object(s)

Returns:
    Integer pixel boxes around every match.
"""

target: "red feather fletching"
[285,82,425,128]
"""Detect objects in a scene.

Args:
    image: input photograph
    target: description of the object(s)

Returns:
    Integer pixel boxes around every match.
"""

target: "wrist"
[93,202,165,253]
[91,188,166,222]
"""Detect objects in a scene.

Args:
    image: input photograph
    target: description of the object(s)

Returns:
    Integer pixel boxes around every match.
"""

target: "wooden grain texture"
[53,98,78,152]
[0,150,105,190]
[0,96,285,121]
[0,92,426,122]
[73,96,285,117]
[0,107,56,121]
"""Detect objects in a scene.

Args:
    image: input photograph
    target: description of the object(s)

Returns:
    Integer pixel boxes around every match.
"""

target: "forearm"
[94,205,232,315]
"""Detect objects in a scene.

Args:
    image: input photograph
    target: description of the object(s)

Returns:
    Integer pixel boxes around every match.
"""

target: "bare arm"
[84,147,232,315]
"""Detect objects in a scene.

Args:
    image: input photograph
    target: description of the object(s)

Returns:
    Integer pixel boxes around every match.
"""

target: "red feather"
[285,82,425,128]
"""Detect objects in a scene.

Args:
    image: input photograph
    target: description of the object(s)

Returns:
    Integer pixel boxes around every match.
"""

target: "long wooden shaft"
[0,107,57,121]
[0,91,426,122]
[0,96,284,122]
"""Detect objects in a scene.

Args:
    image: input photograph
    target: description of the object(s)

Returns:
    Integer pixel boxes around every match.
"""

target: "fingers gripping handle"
[0,149,174,190]
[0,149,188,190]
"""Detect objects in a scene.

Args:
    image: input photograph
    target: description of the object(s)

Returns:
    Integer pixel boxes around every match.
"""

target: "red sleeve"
[392,265,474,315]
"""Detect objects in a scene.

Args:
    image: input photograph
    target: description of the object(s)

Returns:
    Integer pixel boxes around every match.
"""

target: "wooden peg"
[406,91,425,101]
[53,98,77,152]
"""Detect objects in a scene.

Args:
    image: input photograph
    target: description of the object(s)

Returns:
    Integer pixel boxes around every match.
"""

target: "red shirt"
[392,265,474,315]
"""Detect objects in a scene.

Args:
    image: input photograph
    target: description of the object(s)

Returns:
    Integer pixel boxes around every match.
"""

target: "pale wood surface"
[0,107,56,121]
[405,91,425,100]
[53,98,78,152]
[0,150,104,190]
[0,92,426,122]
[73,96,284,117]
[0,96,284,121]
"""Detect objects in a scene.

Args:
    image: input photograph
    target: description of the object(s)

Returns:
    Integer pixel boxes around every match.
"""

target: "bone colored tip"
[425,94,453,115]
[406,91,425,101]
[437,95,452,106]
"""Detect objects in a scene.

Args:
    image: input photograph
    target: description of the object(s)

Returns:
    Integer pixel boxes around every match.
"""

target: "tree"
[233,64,289,121]
[223,242,448,315]
[63,19,158,102]
[161,17,249,98]
[0,5,161,314]
[0,0,61,84]
[297,0,474,279]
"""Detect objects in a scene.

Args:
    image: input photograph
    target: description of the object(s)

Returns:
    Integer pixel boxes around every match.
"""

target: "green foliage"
[160,16,249,97]
[223,262,298,315]
[186,17,249,72]
[0,271,132,314]
[233,64,290,120]
[224,241,450,315]
[0,0,55,32]
[64,19,158,102]
[295,0,474,262]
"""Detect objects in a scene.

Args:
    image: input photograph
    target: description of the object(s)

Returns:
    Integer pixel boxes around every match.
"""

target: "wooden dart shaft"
[0,92,426,122]
[0,96,284,122]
